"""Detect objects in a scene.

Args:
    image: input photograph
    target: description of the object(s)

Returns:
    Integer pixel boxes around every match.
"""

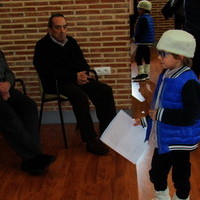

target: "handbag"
[161,0,174,19]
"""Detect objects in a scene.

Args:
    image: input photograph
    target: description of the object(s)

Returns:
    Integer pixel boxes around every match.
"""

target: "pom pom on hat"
[157,30,196,58]
[137,0,152,11]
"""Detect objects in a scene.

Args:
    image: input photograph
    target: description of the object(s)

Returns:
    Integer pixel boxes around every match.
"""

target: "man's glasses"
[158,50,171,58]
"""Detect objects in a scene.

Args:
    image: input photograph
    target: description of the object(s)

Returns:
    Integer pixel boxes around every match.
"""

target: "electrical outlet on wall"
[94,67,111,75]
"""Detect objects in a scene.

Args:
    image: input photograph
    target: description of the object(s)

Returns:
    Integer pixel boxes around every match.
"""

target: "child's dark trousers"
[149,148,191,199]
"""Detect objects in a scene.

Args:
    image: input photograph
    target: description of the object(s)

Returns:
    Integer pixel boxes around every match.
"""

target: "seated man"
[33,13,116,155]
[0,50,55,175]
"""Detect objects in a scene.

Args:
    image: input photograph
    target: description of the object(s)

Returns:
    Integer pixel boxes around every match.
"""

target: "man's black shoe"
[86,138,109,155]
[21,154,56,175]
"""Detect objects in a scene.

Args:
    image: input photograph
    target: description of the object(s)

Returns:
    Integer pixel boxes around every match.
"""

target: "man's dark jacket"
[33,34,90,92]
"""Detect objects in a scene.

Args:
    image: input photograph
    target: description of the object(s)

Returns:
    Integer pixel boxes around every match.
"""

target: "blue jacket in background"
[134,13,155,45]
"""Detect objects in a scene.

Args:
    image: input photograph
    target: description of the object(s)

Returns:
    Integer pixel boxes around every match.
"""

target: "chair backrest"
[37,74,68,102]
[37,73,69,148]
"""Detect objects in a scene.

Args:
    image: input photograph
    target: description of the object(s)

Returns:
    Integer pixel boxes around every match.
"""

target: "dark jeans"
[149,148,191,199]
[58,79,116,142]
[0,89,41,160]
[135,45,151,66]
[174,14,185,30]
[191,36,200,78]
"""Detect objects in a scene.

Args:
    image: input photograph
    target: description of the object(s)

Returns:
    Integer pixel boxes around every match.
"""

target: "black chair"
[14,78,27,95]
[38,69,98,149]
[38,78,69,148]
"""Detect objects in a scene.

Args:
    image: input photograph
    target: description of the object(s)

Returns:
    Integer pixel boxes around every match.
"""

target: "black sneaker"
[21,154,56,175]
[144,74,149,80]
[86,138,109,155]
[132,74,148,81]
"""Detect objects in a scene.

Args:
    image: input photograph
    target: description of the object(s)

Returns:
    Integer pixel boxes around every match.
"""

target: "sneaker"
[86,138,110,155]
[21,154,56,175]
[132,74,148,81]
[151,188,171,200]
[144,74,149,80]
[172,194,190,200]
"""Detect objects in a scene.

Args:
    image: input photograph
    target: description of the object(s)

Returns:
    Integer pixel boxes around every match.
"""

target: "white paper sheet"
[100,110,148,164]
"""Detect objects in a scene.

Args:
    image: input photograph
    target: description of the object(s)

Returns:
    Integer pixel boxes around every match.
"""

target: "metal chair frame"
[38,79,69,148]
[14,78,27,95]
[38,69,98,149]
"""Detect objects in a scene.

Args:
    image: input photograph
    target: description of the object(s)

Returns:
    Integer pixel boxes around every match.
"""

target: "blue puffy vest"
[146,69,200,154]
[134,14,155,44]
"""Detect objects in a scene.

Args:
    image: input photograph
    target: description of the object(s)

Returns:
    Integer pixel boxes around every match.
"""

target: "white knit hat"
[137,0,152,11]
[157,30,196,58]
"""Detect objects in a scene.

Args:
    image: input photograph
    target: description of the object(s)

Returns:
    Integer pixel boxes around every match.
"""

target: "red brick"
[0,0,174,111]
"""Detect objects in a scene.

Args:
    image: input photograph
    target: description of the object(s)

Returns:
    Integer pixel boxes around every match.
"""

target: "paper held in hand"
[100,109,148,164]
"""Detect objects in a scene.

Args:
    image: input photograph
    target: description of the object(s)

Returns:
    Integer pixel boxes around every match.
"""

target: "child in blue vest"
[132,0,155,81]
[134,30,200,200]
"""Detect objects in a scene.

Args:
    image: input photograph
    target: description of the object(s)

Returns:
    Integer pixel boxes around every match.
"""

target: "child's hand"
[133,118,141,126]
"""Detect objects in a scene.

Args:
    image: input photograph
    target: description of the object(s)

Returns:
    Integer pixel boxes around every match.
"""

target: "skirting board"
[40,109,132,124]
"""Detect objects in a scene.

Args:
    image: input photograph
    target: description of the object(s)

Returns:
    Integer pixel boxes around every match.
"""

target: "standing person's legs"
[174,14,185,30]
[133,45,148,80]
[135,45,143,67]
[149,149,172,191]
[143,45,151,77]
[149,149,172,199]
[191,36,200,78]
[143,45,151,65]
[80,79,116,134]
[172,151,191,199]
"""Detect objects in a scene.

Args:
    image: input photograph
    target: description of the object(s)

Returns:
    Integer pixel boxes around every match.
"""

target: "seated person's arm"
[33,36,90,84]
[0,51,15,100]
[156,80,200,126]
[77,71,89,85]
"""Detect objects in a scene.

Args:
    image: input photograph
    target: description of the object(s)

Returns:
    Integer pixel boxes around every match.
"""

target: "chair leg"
[57,99,68,148]
[39,93,45,130]
[39,101,44,130]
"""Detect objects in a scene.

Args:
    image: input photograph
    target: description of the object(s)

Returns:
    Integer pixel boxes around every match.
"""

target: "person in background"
[0,50,56,175]
[130,0,139,38]
[185,0,200,78]
[33,13,116,156]
[134,30,200,200]
[132,0,155,81]
[171,0,185,29]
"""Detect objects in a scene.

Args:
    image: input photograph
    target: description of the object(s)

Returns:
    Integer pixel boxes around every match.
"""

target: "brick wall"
[0,0,173,111]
